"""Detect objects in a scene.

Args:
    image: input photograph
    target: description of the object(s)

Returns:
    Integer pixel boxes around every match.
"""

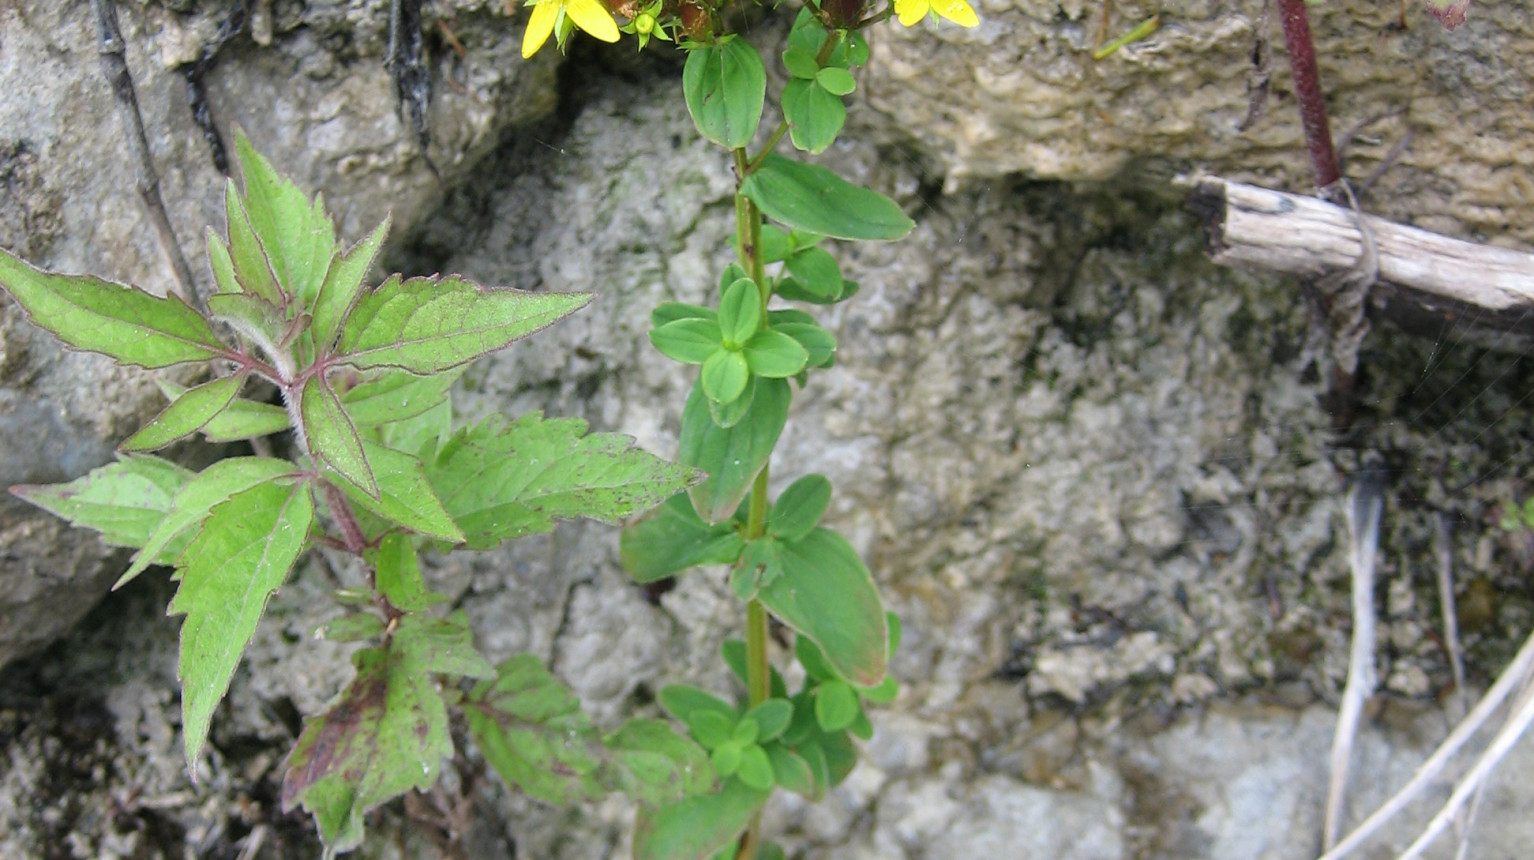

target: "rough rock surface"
[866,0,1534,244]
[4,1,1534,858]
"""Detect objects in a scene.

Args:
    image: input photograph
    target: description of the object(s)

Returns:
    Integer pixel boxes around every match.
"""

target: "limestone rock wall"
[3,1,1534,858]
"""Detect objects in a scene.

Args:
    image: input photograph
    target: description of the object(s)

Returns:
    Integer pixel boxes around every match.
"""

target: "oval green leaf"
[679,378,790,524]
[122,374,243,452]
[682,37,766,149]
[700,349,750,406]
[743,329,809,379]
[651,318,725,365]
[740,155,913,241]
[766,474,830,541]
[781,78,846,155]
[759,527,888,687]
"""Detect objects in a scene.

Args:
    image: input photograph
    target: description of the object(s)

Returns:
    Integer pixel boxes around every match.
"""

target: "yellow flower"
[521,0,621,58]
[894,0,978,28]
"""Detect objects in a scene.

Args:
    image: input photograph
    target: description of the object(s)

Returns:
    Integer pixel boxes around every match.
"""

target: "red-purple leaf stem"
[1277,0,1342,192]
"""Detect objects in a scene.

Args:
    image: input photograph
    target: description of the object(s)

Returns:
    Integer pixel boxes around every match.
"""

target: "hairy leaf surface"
[122,375,243,452]
[300,376,377,498]
[337,275,591,374]
[426,414,699,550]
[10,455,192,550]
[118,456,297,588]
[0,249,224,368]
[282,612,487,854]
[326,441,462,543]
[312,217,389,351]
[172,480,313,768]
[233,131,336,308]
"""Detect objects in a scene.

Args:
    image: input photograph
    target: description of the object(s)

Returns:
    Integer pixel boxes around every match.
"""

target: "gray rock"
[5,1,1534,858]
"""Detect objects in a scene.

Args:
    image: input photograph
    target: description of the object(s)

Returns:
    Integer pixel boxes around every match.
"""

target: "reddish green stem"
[1276,0,1341,190]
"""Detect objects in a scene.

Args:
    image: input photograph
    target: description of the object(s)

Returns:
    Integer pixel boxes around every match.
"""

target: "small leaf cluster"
[2,133,709,856]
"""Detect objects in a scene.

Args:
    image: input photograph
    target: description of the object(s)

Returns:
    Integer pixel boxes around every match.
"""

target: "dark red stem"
[1276,0,1341,191]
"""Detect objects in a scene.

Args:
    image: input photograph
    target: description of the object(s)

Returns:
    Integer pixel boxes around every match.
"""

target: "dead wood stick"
[91,0,205,314]
[1191,177,1534,347]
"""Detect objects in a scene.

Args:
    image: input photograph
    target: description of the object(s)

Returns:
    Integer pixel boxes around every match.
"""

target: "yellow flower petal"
[930,0,979,27]
[522,0,560,57]
[566,0,621,43]
[894,0,929,27]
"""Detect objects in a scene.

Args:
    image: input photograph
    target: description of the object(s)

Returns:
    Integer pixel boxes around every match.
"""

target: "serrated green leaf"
[378,396,453,464]
[761,528,887,687]
[375,533,449,612]
[340,366,464,427]
[205,230,239,295]
[815,66,856,96]
[336,274,592,374]
[281,632,453,854]
[741,155,913,242]
[620,493,745,583]
[312,216,389,352]
[426,413,698,550]
[326,440,462,543]
[603,718,718,806]
[633,779,768,860]
[233,130,336,309]
[0,248,225,368]
[784,247,843,300]
[767,474,830,541]
[10,455,192,550]
[319,612,386,642]
[743,330,808,379]
[224,182,285,306]
[464,655,606,805]
[207,292,289,354]
[814,679,859,732]
[700,349,750,406]
[717,278,761,347]
[118,456,297,588]
[781,78,846,154]
[679,378,790,524]
[395,611,495,680]
[159,379,291,442]
[121,374,242,452]
[300,376,377,498]
[174,480,313,768]
[743,700,792,742]
[650,318,724,365]
[682,37,766,149]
